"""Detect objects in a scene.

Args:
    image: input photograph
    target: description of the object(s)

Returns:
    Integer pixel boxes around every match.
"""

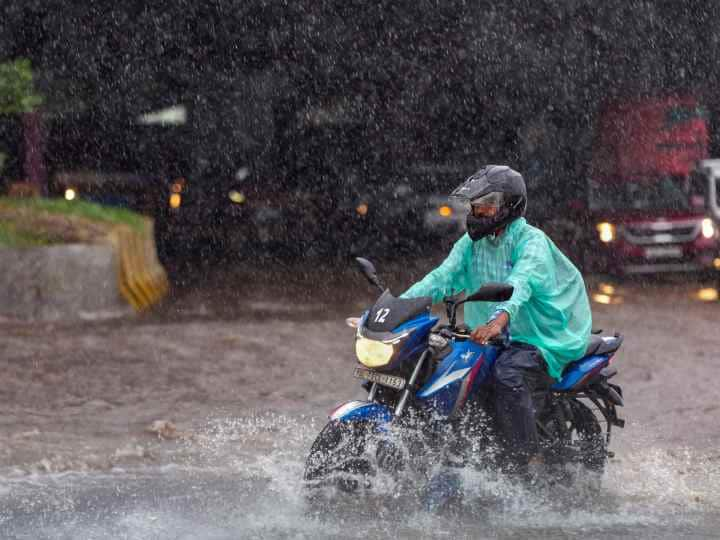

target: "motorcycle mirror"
[355,257,384,291]
[463,283,514,303]
[345,317,360,328]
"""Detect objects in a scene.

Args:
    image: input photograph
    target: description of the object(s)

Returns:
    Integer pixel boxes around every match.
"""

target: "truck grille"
[623,220,700,245]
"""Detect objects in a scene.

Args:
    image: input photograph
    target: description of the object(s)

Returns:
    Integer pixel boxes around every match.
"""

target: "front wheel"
[304,420,372,491]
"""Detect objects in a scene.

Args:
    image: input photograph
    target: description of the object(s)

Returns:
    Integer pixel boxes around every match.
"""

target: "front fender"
[328,400,393,429]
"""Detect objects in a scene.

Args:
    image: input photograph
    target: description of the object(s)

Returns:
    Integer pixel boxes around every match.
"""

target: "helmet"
[450,165,527,241]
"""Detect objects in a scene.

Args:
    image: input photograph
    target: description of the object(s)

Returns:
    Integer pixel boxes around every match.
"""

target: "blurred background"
[2,0,720,279]
[3,3,720,539]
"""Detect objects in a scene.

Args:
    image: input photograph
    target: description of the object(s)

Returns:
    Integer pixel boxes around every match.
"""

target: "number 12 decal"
[374,308,390,323]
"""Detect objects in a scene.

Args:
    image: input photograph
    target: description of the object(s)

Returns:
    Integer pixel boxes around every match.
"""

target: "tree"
[0,58,43,114]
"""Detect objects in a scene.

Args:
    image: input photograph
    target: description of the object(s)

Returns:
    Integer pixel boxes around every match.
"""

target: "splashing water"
[2,412,719,539]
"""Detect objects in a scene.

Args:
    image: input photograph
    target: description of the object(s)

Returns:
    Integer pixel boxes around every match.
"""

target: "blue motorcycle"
[304,258,625,492]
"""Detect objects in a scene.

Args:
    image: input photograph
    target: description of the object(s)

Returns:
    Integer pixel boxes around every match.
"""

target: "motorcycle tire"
[568,398,607,473]
[303,419,371,489]
[540,397,607,489]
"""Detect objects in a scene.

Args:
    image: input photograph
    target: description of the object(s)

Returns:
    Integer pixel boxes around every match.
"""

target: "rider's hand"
[470,311,509,345]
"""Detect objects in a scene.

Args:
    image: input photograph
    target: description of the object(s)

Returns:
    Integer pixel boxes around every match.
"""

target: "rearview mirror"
[464,283,514,303]
[355,257,384,291]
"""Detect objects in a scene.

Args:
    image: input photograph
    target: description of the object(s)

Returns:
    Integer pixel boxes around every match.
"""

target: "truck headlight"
[596,222,616,243]
[701,218,715,239]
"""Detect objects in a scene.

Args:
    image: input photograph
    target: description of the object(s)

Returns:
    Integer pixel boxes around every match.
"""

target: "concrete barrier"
[0,244,132,321]
[0,217,169,320]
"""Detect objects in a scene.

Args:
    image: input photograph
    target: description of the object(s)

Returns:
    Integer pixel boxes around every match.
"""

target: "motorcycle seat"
[554,335,623,391]
[582,334,623,359]
[559,334,624,379]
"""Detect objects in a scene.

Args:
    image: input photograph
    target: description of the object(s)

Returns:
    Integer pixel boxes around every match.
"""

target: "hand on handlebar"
[470,312,509,345]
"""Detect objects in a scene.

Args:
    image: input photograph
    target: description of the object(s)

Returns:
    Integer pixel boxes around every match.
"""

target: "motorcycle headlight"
[355,337,395,368]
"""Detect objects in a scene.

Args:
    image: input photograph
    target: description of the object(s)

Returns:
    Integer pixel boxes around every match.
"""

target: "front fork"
[367,349,431,419]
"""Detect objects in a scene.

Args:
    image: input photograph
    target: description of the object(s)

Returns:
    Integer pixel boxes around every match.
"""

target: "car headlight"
[169,193,182,209]
[596,222,616,243]
[701,218,715,239]
[355,337,395,368]
[228,190,246,204]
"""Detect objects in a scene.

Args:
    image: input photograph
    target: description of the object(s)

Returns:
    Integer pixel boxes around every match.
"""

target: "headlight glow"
[228,190,246,204]
[592,293,623,305]
[599,282,616,295]
[64,188,77,201]
[701,218,715,239]
[596,222,616,243]
[169,193,182,209]
[356,203,369,216]
[355,337,395,368]
[695,287,719,302]
[438,205,452,217]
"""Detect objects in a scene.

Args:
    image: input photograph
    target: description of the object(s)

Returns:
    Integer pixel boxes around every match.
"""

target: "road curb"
[107,219,169,312]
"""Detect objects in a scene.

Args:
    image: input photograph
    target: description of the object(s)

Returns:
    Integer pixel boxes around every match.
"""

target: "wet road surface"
[2,262,720,538]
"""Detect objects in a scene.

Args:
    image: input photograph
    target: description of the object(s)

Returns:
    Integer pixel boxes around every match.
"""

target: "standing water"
[2,412,718,540]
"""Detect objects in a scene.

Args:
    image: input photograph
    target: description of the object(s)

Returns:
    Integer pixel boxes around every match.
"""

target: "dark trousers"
[492,342,554,470]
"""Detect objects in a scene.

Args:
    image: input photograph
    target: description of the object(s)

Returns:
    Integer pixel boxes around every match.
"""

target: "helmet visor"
[456,191,504,215]
[470,191,504,208]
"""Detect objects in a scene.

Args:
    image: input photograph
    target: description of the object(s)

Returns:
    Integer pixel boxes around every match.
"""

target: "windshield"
[589,176,691,212]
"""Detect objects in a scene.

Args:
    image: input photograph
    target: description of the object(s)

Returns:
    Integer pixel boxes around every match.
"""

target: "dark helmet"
[450,165,527,241]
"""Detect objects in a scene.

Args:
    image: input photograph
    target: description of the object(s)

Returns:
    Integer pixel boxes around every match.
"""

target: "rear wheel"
[303,420,372,491]
[539,397,606,487]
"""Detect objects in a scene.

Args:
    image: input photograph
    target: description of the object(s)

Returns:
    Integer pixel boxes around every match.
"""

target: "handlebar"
[435,328,506,346]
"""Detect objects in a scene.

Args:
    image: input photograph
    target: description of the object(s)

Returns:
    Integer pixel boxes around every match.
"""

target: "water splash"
[2,413,719,539]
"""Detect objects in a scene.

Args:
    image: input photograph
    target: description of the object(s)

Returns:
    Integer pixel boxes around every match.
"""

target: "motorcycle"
[304,257,625,497]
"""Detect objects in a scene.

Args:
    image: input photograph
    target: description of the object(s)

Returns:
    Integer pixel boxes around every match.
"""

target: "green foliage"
[0,221,53,248]
[0,196,145,231]
[0,58,43,114]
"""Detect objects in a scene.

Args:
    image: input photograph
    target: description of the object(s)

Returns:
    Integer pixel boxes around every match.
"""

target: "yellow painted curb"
[107,219,169,312]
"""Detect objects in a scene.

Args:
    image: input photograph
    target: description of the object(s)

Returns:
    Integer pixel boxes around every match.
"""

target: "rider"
[401,165,592,475]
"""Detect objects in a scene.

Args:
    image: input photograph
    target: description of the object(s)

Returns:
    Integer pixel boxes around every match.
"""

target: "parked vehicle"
[51,170,166,216]
[693,159,720,224]
[304,258,625,502]
[373,162,477,253]
[585,174,719,274]
[411,163,474,246]
[586,94,720,274]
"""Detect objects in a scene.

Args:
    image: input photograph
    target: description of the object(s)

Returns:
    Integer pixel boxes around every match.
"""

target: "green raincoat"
[402,218,591,380]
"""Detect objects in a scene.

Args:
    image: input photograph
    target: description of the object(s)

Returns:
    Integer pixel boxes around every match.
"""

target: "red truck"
[586,94,720,275]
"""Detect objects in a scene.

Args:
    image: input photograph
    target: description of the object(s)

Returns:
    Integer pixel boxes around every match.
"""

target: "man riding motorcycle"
[401,165,592,477]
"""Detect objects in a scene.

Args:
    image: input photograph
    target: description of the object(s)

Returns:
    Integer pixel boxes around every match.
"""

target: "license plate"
[353,367,406,390]
[645,246,683,259]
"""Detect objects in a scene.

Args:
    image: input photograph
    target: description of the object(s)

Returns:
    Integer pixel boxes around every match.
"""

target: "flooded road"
[3,414,720,539]
[2,262,720,538]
